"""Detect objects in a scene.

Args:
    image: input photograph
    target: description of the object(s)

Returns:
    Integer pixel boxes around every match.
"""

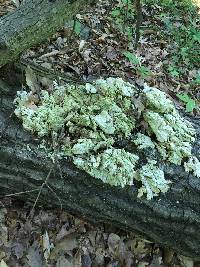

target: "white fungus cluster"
[14,77,199,200]
[74,148,139,188]
[184,156,200,178]
[134,133,155,150]
[137,160,170,200]
[143,84,196,166]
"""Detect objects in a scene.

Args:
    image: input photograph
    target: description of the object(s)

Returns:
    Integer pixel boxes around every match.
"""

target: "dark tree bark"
[0,71,200,260]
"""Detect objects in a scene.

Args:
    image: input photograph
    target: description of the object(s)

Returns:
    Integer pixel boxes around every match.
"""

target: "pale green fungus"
[14,77,198,200]
[134,133,155,150]
[144,84,175,113]
[184,156,200,178]
[143,84,196,165]
[136,160,170,200]
[74,148,139,187]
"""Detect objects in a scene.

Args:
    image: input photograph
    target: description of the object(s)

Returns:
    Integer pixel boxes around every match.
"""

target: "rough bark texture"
[0,0,93,67]
[0,73,200,260]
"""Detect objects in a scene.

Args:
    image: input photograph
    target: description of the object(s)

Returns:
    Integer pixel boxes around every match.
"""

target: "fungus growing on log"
[14,77,199,199]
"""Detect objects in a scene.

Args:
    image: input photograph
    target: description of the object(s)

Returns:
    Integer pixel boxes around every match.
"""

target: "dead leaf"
[162,248,174,265]
[126,238,150,258]
[107,233,121,254]
[0,207,8,247]
[11,242,25,259]
[39,50,60,59]
[82,49,92,63]
[40,62,53,70]
[55,223,71,242]
[178,255,194,267]
[138,262,149,267]
[104,46,119,60]
[55,255,74,267]
[97,33,109,42]
[25,66,40,94]
[79,40,86,52]
[74,248,82,267]
[10,0,19,7]
[26,241,43,267]
[50,232,79,260]
[81,254,92,267]
[38,77,53,90]
[42,231,52,262]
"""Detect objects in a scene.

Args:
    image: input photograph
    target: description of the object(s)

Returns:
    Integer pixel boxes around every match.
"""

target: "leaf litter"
[0,199,195,266]
[21,0,199,113]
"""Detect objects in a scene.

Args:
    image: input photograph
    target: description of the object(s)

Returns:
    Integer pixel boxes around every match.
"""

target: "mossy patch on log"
[14,77,199,199]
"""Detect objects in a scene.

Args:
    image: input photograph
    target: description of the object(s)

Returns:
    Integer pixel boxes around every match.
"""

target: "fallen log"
[0,0,93,67]
[0,74,200,260]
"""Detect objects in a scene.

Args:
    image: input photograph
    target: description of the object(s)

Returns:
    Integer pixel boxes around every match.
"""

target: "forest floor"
[22,0,200,114]
[0,0,200,266]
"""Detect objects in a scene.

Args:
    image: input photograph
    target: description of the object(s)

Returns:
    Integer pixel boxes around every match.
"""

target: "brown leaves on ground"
[0,0,16,16]
[0,199,193,267]
[20,0,200,114]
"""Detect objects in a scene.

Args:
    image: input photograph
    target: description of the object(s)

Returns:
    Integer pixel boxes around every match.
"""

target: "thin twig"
[123,0,129,33]
[2,189,39,197]
[46,184,62,210]
[135,0,142,49]
[27,167,53,220]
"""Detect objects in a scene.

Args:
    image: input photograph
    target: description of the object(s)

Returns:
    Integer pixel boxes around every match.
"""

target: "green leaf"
[74,20,82,35]
[121,0,131,5]
[191,75,200,85]
[186,99,196,112]
[176,93,190,103]
[111,9,121,17]
[138,66,151,77]
[176,93,197,112]
[168,66,179,77]
[123,51,140,65]
[193,31,200,43]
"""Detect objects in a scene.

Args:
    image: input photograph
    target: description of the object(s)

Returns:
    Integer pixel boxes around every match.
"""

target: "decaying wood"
[0,76,200,260]
[0,0,93,67]
[0,0,200,261]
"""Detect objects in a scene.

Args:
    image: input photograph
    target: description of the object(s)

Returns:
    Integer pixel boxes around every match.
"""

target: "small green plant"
[123,51,151,77]
[74,20,82,35]
[143,0,200,80]
[138,65,151,78]
[176,92,197,112]
[123,51,140,65]
[191,74,200,86]
[168,23,200,68]
[109,0,135,38]
[168,65,179,78]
